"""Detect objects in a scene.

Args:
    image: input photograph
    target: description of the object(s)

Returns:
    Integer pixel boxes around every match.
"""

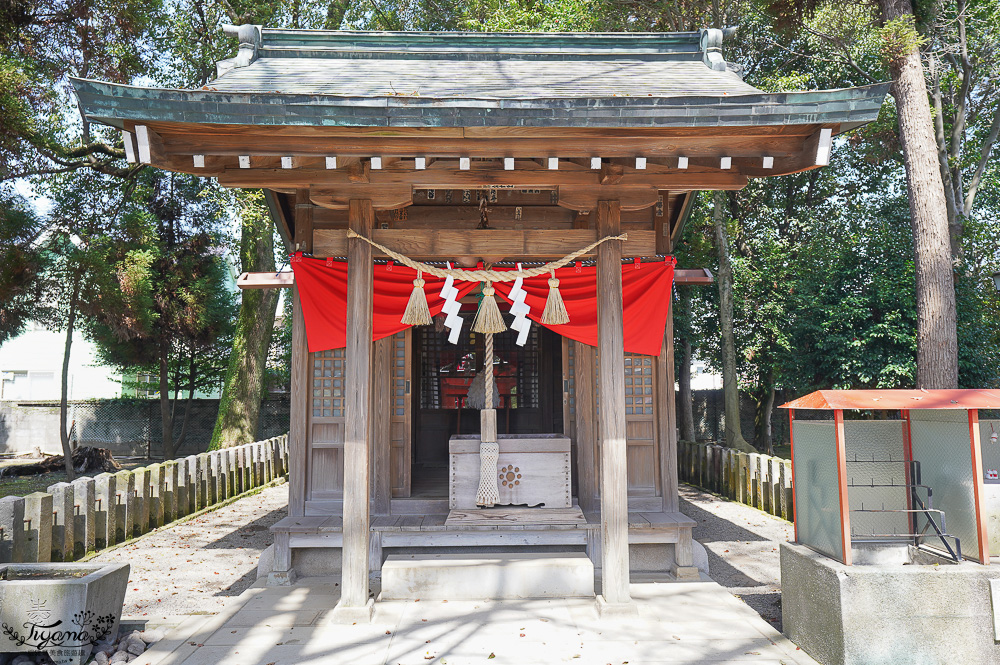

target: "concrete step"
[380,552,595,600]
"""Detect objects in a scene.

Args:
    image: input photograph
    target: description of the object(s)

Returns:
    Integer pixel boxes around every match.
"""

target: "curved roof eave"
[72,78,890,133]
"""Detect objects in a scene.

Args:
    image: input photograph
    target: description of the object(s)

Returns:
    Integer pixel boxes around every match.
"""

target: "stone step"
[380,552,595,600]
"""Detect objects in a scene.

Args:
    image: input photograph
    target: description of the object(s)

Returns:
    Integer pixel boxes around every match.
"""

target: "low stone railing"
[678,441,793,521]
[0,434,289,563]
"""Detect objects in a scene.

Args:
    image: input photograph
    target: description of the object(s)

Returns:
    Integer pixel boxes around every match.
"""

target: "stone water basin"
[0,563,129,665]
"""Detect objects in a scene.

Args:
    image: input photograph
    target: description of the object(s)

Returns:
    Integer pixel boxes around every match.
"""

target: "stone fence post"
[0,495,25,563]
[680,441,796,524]
[23,492,52,563]
[2,432,288,564]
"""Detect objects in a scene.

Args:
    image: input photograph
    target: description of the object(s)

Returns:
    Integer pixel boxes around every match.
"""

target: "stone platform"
[380,552,595,600]
[129,575,818,665]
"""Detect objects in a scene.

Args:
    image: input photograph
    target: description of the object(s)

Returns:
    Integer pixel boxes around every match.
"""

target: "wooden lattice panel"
[624,352,658,495]
[309,348,346,500]
[312,348,346,418]
[624,353,654,415]
[390,330,412,497]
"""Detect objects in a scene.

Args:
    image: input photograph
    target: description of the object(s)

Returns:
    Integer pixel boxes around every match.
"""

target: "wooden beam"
[122,131,137,163]
[674,268,714,284]
[574,342,599,514]
[217,166,749,191]
[601,163,624,185]
[339,199,375,613]
[311,185,412,211]
[740,126,837,177]
[313,229,656,259]
[596,200,631,606]
[237,263,706,289]
[654,192,670,255]
[294,189,314,253]
[559,186,660,212]
[372,337,393,516]
[157,129,812,160]
[288,288,308,518]
[135,125,167,165]
[318,204,578,228]
[236,271,294,289]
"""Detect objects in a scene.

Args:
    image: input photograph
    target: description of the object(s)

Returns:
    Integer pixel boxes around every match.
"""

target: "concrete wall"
[781,542,1000,665]
[0,398,291,456]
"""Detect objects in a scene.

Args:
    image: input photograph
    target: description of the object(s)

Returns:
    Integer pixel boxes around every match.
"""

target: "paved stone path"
[132,578,819,665]
[679,483,794,630]
[90,479,794,635]
[89,482,289,617]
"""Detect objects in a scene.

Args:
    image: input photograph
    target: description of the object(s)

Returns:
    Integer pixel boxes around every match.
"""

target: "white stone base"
[596,595,639,617]
[380,552,595,600]
[329,598,374,624]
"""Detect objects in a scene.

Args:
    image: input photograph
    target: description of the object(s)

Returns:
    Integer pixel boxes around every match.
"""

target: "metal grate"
[844,420,910,540]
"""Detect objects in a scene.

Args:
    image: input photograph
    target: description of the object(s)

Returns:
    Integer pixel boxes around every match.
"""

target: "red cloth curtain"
[492,259,675,355]
[290,255,675,356]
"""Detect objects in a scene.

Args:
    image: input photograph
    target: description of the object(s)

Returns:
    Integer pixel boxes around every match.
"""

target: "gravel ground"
[87,479,792,632]
[678,482,794,630]
[89,482,288,619]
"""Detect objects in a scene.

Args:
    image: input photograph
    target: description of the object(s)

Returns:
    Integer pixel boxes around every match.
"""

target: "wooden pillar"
[596,200,631,607]
[969,409,990,563]
[288,288,308,517]
[338,198,375,616]
[574,341,598,513]
[372,336,393,515]
[657,298,679,512]
[833,409,852,565]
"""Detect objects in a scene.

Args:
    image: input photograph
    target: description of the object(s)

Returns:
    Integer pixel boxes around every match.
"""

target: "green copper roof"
[71,28,889,131]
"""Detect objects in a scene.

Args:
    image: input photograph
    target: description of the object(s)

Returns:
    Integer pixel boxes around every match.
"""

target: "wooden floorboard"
[445,507,587,528]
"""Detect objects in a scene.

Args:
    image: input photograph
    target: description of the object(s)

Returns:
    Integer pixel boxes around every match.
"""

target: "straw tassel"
[401,270,432,326]
[541,269,570,325]
[472,283,506,333]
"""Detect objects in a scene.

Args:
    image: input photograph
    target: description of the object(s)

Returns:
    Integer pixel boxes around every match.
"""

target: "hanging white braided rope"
[475,331,501,507]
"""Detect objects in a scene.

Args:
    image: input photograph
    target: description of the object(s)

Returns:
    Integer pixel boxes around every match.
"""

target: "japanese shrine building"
[73,27,887,618]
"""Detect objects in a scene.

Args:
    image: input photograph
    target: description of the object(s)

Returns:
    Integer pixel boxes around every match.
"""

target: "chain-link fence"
[686,389,792,448]
[0,397,290,459]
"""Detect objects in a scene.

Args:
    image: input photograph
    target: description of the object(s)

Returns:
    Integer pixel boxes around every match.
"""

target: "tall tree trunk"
[210,207,279,449]
[58,273,82,481]
[879,0,959,389]
[712,192,754,453]
[753,377,775,456]
[159,343,176,459]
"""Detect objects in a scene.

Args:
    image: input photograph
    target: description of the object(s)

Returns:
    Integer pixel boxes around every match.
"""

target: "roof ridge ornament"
[699,27,737,73]
[216,24,262,79]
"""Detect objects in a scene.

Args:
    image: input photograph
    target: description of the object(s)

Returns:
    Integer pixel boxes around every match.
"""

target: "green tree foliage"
[86,170,235,458]
[0,0,162,179]
[0,187,46,343]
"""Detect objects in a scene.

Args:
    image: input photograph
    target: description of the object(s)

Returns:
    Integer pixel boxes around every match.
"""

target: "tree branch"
[963,105,1000,217]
